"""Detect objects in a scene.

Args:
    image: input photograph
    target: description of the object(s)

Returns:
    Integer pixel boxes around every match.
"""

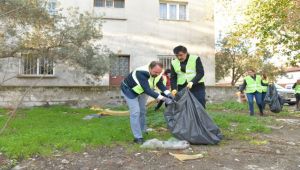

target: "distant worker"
[240,69,267,116]
[120,61,173,144]
[292,79,300,111]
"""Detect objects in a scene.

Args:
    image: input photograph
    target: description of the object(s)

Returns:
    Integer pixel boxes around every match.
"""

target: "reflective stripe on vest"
[171,55,204,85]
[131,65,162,94]
[244,75,262,93]
[262,80,268,92]
[295,84,300,94]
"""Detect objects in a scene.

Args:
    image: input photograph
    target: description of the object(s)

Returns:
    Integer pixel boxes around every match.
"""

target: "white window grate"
[158,55,175,70]
[20,53,55,76]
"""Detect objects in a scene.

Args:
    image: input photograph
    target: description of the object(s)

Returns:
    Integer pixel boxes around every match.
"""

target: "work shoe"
[133,138,144,144]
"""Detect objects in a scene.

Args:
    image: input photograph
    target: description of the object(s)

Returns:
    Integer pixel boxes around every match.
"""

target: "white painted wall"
[1,0,215,86]
[59,0,216,85]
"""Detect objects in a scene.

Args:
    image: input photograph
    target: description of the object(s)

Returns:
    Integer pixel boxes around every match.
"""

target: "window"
[106,0,113,7]
[94,0,105,7]
[179,5,186,20]
[159,3,167,19]
[158,55,175,70]
[169,4,177,20]
[47,0,57,15]
[159,2,188,21]
[114,0,125,8]
[20,53,54,76]
[94,0,125,8]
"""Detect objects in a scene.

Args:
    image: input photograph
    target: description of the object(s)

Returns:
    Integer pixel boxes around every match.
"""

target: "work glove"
[187,82,193,89]
[162,97,174,105]
[171,90,177,97]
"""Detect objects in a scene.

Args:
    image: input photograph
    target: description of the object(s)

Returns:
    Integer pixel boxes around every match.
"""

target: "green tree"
[0,0,113,76]
[236,0,299,65]
[216,33,284,86]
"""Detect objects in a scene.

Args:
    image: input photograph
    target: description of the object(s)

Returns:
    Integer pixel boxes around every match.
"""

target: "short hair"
[149,61,163,69]
[173,45,187,54]
[248,68,256,72]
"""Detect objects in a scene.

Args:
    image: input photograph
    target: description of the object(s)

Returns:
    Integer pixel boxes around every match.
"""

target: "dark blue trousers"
[246,92,263,116]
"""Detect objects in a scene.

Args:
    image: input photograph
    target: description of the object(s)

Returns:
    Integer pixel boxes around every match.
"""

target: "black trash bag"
[164,88,223,145]
[264,84,284,113]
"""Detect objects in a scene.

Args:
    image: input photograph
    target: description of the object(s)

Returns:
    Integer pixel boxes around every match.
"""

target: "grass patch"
[0,101,276,160]
[0,105,165,160]
[208,112,272,140]
[207,101,249,111]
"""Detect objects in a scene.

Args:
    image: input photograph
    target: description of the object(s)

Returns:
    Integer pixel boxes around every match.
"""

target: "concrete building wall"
[0,0,215,86]
[0,86,237,108]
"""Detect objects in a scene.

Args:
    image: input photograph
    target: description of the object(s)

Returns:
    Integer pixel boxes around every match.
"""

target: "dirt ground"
[5,114,300,170]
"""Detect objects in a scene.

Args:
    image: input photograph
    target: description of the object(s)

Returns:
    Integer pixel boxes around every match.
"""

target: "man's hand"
[171,90,177,97]
[163,97,174,105]
[187,82,193,89]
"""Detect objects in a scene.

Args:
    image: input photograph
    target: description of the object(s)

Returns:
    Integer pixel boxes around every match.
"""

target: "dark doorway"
[109,55,130,86]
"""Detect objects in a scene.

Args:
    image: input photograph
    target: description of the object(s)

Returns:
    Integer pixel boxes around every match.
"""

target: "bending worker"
[121,61,173,144]
[170,45,206,108]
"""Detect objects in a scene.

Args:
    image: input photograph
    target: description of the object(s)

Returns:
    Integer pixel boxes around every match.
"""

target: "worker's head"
[262,73,267,79]
[297,79,300,84]
[173,45,188,62]
[247,69,256,76]
[149,61,163,78]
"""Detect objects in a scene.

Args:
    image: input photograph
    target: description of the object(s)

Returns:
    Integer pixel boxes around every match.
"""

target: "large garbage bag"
[164,88,223,145]
[264,84,284,113]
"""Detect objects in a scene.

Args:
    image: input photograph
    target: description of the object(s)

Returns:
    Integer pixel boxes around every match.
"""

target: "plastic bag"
[164,88,222,145]
[264,84,284,113]
[141,138,190,149]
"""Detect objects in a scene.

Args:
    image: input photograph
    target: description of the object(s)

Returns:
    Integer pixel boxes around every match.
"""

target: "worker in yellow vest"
[261,73,269,109]
[170,45,206,108]
[121,61,173,144]
[240,69,267,116]
[292,79,300,111]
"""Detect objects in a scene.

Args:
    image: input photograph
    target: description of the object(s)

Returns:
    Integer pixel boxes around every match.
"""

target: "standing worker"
[292,79,300,111]
[170,45,206,108]
[240,69,265,116]
[121,61,173,144]
[261,73,269,109]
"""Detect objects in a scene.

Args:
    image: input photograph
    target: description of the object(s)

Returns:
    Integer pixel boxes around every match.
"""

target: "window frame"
[159,2,188,21]
[19,53,55,77]
[94,0,125,8]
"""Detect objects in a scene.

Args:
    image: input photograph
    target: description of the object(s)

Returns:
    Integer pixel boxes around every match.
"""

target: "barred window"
[20,53,54,76]
[158,55,175,70]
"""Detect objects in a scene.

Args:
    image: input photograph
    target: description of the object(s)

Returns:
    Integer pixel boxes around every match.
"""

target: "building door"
[109,55,130,86]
